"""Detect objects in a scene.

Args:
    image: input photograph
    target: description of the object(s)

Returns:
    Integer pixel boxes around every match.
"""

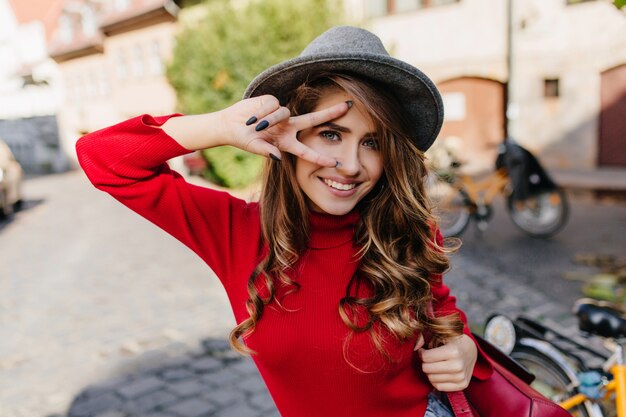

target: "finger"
[243,137,282,160]
[422,359,464,375]
[281,139,336,167]
[419,344,460,363]
[414,334,425,351]
[290,101,351,130]
[254,106,290,131]
[425,372,466,384]
[243,95,281,122]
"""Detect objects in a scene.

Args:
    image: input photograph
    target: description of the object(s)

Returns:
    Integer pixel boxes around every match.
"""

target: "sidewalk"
[49,252,592,417]
[551,167,626,192]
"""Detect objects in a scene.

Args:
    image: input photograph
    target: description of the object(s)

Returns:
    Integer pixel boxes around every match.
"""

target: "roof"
[99,0,179,35]
[48,0,180,62]
[8,0,65,41]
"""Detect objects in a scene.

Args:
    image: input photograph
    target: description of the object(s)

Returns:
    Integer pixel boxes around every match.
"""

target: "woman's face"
[295,89,384,216]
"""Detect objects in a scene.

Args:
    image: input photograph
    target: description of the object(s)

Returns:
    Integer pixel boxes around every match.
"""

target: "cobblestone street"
[1,170,623,417]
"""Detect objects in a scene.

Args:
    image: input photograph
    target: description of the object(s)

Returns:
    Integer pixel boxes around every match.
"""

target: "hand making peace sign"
[218,95,350,167]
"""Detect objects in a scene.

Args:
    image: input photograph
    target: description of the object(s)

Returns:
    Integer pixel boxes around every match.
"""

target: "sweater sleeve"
[75,114,261,285]
[430,229,493,381]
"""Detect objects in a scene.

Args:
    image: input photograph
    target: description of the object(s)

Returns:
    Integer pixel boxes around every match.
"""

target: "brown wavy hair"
[229,73,463,363]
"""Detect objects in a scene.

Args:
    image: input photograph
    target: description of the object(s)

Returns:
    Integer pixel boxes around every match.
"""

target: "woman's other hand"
[218,95,350,167]
[418,334,478,391]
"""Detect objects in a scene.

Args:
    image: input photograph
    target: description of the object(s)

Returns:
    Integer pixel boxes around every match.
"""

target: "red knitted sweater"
[76,114,492,417]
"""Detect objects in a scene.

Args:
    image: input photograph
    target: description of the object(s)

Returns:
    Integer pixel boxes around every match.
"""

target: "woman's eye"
[363,138,378,149]
[320,131,340,141]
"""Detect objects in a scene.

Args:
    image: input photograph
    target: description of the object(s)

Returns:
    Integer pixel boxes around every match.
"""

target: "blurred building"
[48,0,182,166]
[347,0,626,173]
[0,0,69,175]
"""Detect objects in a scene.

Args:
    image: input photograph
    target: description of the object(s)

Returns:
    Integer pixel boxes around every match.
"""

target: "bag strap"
[446,391,476,417]
[445,334,533,417]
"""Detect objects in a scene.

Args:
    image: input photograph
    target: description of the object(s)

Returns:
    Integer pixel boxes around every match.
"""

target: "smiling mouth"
[320,178,358,191]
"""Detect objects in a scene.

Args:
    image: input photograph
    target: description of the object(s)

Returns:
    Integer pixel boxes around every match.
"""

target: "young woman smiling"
[77,27,492,417]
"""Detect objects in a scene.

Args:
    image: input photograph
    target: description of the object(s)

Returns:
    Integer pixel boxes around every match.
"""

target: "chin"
[312,203,356,216]
[324,208,352,216]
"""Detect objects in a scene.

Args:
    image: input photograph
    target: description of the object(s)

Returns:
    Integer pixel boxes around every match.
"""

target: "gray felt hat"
[243,26,444,151]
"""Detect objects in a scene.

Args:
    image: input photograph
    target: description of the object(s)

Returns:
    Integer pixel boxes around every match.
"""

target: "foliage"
[615,0,626,9]
[201,146,265,188]
[168,0,342,188]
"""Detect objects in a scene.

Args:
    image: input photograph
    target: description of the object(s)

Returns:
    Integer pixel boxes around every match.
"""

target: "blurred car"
[0,138,23,218]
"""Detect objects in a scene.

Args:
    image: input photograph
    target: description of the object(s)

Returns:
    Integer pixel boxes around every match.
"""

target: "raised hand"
[219,95,350,167]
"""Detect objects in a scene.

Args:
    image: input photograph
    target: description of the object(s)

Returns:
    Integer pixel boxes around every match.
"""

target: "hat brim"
[243,53,444,151]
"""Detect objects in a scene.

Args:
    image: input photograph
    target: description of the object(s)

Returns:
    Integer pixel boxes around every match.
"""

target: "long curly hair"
[229,73,463,363]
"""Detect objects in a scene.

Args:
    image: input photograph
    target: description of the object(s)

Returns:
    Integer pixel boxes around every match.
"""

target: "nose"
[335,143,360,176]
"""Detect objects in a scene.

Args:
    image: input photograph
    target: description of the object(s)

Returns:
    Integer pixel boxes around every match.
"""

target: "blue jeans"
[424,392,454,417]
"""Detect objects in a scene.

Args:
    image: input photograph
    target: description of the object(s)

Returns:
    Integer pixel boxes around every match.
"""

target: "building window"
[132,45,144,77]
[431,0,459,4]
[441,92,466,121]
[87,70,98,97]
[59,15,74,43]
[74,74,83,100]
[395,0,424,13]
[366,0,459,17]
[544,78,559,98]
[367,0,388,17]
[114,0,131,11]
[82,7,97,37]
[99,69,111,96]
[116,49,128,80]
[149,40,163,75]
[65,75,76,101]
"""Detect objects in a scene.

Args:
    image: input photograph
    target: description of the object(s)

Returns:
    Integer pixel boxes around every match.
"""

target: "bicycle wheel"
[511,346,594,417]
[507,188,569,238]
[426,174,471,237]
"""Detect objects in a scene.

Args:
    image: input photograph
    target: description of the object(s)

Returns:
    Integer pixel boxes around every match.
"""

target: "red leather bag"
[446,334,571,417]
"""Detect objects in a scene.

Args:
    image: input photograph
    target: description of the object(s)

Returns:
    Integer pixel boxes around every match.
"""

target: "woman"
[77,26,491,417]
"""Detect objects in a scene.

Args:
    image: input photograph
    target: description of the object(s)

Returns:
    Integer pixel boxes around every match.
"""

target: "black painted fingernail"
[255,120,269,131]
[345,100,353,109]
[269,153,281,162]
[245,116,257,126]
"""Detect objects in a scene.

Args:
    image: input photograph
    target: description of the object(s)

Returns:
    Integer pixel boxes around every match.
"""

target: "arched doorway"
[436,77,506,173]
[599,64,626,167]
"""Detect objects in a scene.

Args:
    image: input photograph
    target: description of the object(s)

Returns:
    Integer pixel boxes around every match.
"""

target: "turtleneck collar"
[308,210,360,249]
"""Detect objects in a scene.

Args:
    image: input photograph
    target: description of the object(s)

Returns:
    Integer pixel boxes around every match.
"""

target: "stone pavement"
[47,250,582,417]
[54,339,278,417]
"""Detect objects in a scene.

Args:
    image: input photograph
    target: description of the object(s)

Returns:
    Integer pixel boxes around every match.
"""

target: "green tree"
[167,0,343,188]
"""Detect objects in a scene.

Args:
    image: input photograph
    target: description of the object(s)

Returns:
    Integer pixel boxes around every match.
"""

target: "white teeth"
[323,178,356,191]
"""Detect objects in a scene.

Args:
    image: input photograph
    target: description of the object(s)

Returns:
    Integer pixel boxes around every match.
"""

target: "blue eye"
[320,131,341,142]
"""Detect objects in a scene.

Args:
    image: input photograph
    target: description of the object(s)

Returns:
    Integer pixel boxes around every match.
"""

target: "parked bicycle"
[426,137,569,238]
[484,298,626,417]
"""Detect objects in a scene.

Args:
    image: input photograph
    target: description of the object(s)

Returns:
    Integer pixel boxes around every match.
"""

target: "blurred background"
[0,0,625,416]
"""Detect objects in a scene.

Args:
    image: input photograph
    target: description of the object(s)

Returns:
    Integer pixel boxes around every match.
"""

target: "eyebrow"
[314,122,351,133]
[315,122,377,138]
